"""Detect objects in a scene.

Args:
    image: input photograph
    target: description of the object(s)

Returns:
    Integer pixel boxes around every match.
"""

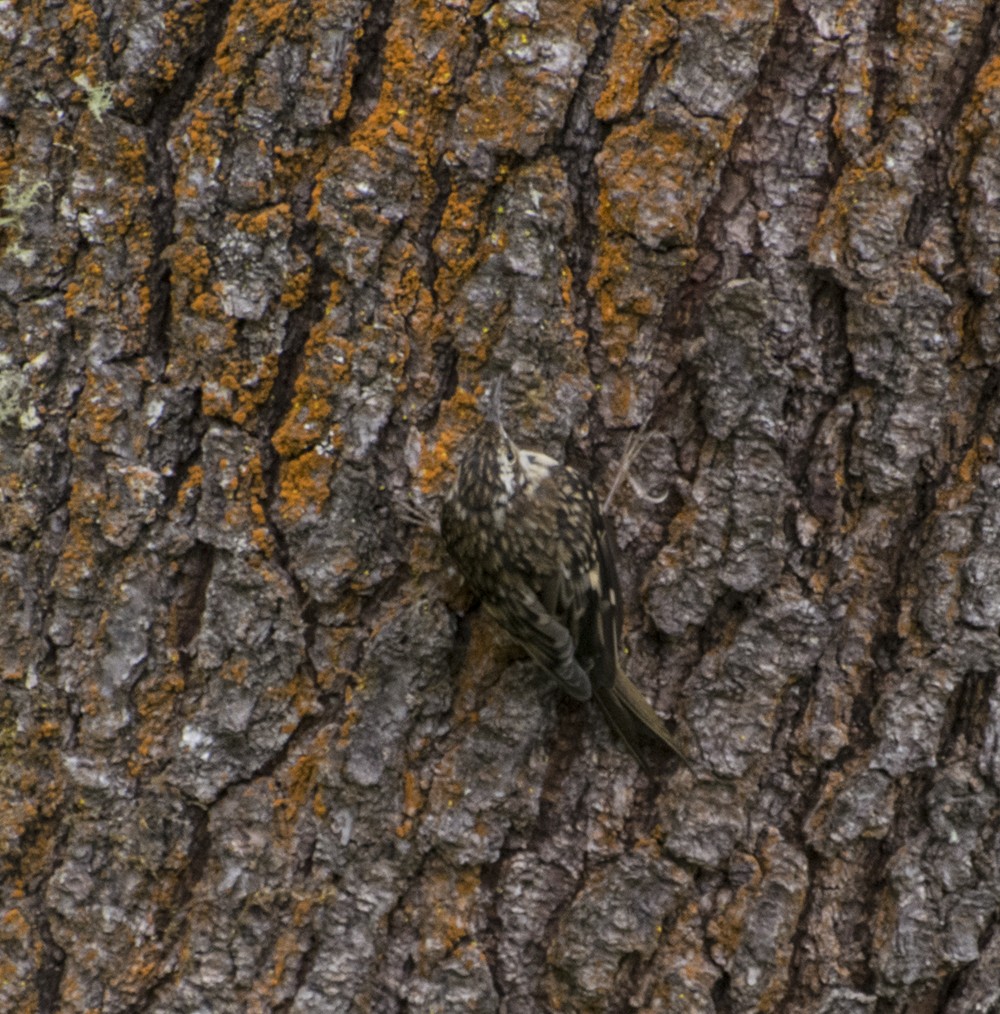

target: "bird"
[440,385,688,767]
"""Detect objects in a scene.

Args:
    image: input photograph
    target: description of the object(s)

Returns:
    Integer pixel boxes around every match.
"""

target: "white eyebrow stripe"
[519,449,560,486]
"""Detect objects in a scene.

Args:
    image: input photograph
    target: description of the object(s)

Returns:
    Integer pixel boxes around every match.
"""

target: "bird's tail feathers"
[594,668,692,770]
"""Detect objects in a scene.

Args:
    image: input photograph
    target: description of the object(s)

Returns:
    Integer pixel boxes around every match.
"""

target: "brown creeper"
[440,392,687,766]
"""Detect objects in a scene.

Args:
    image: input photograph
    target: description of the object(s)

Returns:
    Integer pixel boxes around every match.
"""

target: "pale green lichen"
[0,357,40,431]
[72,72,115,122]
[0,176,51,265]
[0,365,25,427]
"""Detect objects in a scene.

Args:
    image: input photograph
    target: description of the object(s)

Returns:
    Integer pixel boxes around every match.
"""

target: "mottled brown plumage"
[440,403,687,766]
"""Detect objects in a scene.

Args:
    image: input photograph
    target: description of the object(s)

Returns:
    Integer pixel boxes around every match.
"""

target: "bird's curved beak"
[486,377,505,427]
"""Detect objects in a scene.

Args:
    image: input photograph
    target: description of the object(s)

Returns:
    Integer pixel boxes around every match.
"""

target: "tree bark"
[3,0,1000,1011]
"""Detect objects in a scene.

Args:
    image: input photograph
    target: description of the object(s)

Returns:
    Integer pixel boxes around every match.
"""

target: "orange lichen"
[706,850,762,956]
[130,667,186,775]
[337,700,360,748]
[596,0,677,121]
[220,658,249,685]
[0,908,29,936]
[52,480,104,596]
[271,321,352,458]
[275,753,320,828]
[63,255,106,321]
[957,444,980,486]
[165,233,212,300]
[176,106,225,169]
[175,465,204,511]
[971,52,1000,95]
[414,866,482,973]
[596,123,693,241]
[61,0,100,56]
[266,671,319,723]
[277,450,333,525]
[204,354,280,426]
[934,432,995,513]
[114,136,148,185]
[433,182,493,304]
[415,387,480,495]
[280,267,312,308]
[608,373,635,418]
[395,768,425,838]
[231,203,290,237]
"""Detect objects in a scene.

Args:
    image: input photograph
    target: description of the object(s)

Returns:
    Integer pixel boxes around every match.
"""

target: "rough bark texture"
[3,0,1000,1011]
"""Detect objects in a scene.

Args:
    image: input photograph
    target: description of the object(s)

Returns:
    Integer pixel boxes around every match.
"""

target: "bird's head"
[453,381,525,512]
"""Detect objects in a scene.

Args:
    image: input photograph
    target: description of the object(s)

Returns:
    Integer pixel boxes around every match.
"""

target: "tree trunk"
[3,0,1000,1011]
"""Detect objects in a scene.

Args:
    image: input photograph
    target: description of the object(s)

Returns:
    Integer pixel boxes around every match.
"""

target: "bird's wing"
[484,584,593,701]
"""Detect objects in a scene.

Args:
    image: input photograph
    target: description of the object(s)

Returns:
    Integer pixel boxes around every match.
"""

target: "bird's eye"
[505,448,515,463]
